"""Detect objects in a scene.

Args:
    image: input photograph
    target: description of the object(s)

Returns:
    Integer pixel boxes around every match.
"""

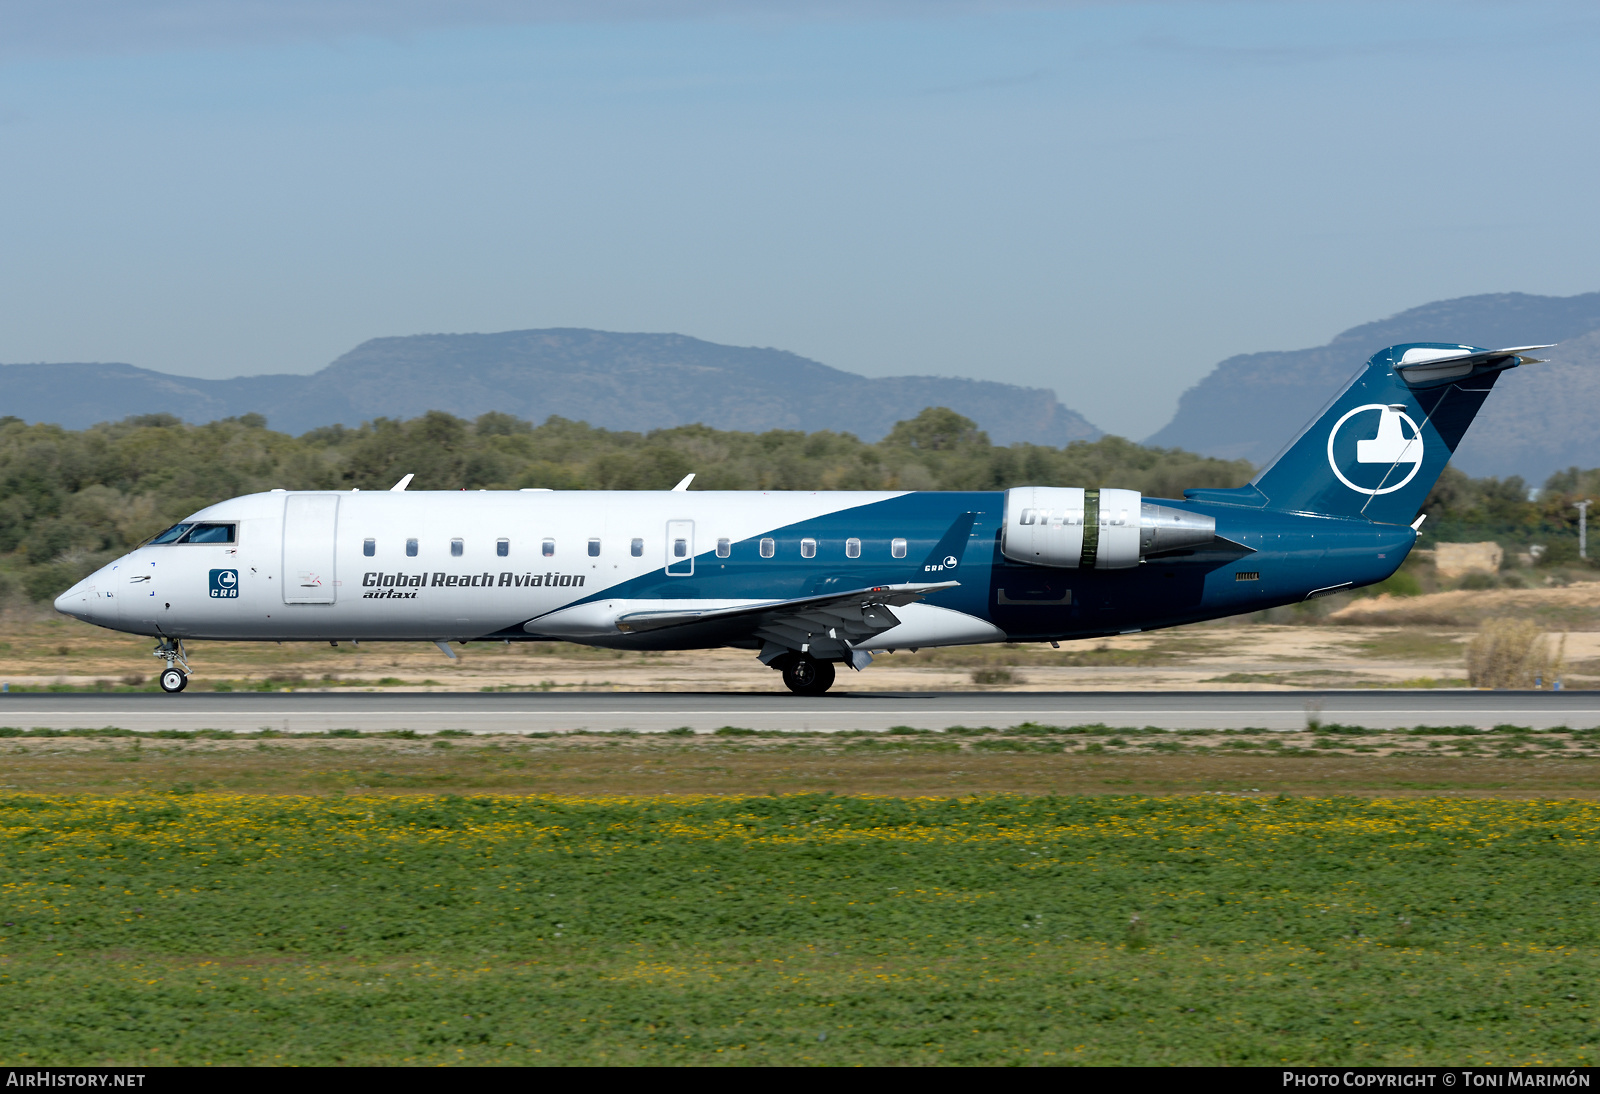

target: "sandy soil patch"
[1329,579,1600,628]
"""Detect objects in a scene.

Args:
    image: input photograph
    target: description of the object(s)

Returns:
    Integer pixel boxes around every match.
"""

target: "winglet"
[671,474,695,492]
[390,474,414,492]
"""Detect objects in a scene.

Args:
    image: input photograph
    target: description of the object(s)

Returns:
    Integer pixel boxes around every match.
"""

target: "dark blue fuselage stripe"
[549,492,1416,642]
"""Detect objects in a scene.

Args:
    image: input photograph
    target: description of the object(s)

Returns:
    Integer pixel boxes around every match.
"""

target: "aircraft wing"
[613,581,959,647]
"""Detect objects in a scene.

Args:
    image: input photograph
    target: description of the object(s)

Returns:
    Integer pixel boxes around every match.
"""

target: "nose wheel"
[152,637,191,694]
[779,655,836,696]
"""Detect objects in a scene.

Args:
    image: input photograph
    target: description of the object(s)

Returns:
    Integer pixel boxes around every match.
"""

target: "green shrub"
[1536,537,1582,567]
[26,560,92,603]
[1367,570,1421,597]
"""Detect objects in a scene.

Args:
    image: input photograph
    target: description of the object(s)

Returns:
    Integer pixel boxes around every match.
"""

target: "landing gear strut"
[778,654,836,696]
[153,638,190,694]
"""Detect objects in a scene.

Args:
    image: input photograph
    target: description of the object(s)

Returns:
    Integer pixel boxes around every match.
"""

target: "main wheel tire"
[159,668,188,694]
[781,656,836,696]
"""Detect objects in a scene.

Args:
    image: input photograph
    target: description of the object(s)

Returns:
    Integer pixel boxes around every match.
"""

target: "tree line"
[1418,465,1600,564]
[0,405,1589,602]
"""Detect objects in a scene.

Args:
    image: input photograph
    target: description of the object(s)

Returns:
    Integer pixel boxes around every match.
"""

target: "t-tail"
[1183,342,1553,525]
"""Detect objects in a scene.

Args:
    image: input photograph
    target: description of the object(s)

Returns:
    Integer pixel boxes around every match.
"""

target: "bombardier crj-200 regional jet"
[56,342,1551,695]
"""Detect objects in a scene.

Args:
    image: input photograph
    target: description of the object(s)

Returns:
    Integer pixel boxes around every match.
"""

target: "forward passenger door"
[283,494,339,604]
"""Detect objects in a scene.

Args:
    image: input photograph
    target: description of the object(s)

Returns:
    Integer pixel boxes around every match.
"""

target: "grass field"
[2,790,1597,1066]
[5,724,1600,798]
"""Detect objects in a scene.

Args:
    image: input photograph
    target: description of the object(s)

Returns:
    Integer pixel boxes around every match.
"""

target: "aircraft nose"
[54,582,87,618]
[55,571,109,621]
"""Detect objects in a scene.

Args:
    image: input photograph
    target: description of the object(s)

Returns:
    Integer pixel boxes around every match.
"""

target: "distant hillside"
[1146,292,1600,483]
[0,329,1102,447]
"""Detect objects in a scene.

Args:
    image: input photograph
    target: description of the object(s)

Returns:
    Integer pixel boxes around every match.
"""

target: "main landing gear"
[154,638,190,694]
[776,654,836,696]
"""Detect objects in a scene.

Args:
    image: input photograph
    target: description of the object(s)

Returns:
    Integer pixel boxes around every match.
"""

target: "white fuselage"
[55,488,1007,651]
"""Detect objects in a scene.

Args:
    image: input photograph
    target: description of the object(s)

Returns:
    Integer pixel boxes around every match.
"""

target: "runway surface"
[0,690,1596,733]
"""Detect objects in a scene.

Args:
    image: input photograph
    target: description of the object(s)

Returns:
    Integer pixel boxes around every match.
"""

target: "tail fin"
[1184,343,1552,524]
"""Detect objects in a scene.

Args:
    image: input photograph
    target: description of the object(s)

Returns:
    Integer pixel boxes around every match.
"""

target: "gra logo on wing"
[1326,404,1424,496]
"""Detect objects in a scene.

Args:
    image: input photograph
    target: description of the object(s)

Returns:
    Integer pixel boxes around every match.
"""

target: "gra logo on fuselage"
[208,569,239,599]
[1326,404,1425,496]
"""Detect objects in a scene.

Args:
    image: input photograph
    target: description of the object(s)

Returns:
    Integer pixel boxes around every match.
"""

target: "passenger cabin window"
[496,538,509,557]
[800,538,816,559]
[891,538,907,559]
[673,538,688,558]
[182,523,237,544]
[845,538,860,559]
[630,538,643,557]
[406,538,418,557]
[759,538,775,558]
[450,538,464,557]
[588,538,601,557]
[363,538,375,557]
[542,538,555,557]
[149,523,192,545]
[716,538,730,558]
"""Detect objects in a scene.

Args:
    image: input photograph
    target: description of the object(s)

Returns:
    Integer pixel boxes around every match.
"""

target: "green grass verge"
[1,794,1597,1065]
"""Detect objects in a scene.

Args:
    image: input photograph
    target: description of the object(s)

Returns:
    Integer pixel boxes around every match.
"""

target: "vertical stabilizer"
[1195,343,1550,525]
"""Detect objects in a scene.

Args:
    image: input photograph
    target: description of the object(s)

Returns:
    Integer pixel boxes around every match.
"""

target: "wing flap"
[613,581,957,636]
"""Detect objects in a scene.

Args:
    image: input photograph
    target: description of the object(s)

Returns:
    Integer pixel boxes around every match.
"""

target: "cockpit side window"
[148,523,193,545]
[182,523,237,544]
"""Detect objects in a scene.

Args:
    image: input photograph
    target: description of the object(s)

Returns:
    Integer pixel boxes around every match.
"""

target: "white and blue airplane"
[56,342,1549,695]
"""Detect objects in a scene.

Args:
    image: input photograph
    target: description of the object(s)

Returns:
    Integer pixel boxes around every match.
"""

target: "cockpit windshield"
[184,523,236,544]
[144,522,236,546]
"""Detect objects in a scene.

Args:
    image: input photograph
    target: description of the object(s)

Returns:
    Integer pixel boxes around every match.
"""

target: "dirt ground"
[1328,577,1600,629]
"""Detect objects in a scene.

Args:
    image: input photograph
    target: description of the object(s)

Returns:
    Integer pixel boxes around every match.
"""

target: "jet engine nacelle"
[1001,486,1216,570]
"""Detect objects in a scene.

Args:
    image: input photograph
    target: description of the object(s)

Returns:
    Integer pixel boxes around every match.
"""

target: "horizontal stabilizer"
[1393,344,1554,386]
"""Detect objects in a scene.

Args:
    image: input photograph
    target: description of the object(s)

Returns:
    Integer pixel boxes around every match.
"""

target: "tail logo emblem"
[1327,404,1424,495]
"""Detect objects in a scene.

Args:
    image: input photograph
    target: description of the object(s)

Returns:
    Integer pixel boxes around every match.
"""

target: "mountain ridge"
[0,328,1101,448]
[1145,292,1600,482]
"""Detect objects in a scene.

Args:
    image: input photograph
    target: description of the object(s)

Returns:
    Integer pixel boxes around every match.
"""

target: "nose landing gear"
[153,638,190,694]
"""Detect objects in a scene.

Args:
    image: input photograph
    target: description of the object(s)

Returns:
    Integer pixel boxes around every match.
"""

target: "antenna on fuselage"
[390,474,414,492]
[671,474,695,492]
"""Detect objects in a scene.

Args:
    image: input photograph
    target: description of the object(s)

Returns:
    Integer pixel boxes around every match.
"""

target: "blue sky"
[2,1,1597,438]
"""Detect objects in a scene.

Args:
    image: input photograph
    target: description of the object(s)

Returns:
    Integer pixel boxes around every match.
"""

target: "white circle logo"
[943,555,958,569]
[219,570,237,588]
[1326,404,1424,496]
